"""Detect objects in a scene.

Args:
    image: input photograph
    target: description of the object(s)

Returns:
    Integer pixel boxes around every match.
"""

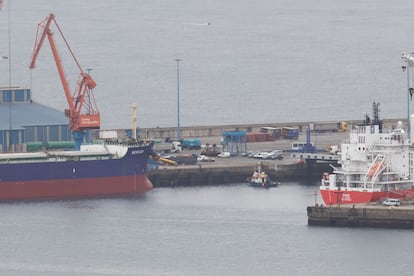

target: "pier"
[143,119,404,187]
[307,205,414,229]
[147,158,331,187]
[148,164,253,187]
[148,150,336,187]
[146,127,346,187]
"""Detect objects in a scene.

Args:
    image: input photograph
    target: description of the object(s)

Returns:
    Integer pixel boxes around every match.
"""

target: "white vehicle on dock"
[253,150,283,160]
[217,152,231,158]
[197,155,215,162]
[382,198,400,206]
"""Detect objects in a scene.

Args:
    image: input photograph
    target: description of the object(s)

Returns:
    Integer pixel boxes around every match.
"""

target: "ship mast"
[132,102,137,141]
[372,102,382,132]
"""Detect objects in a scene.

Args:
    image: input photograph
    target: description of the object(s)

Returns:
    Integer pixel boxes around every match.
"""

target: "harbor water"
[1,1,414,275]
[1,0,414,129]
[0,182,413,276]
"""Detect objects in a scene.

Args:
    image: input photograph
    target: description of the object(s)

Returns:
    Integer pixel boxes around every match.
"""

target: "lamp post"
[132,102,137,141]
[175,58,181,141]
[1,56,10,152]
[402,52,414,143]
[7,0,12,152]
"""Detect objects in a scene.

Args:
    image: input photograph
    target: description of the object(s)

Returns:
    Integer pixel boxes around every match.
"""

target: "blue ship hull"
[0,143,155,201]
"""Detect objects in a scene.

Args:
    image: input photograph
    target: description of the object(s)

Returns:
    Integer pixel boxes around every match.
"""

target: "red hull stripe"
[0,175,153,201]
[321,188,414,205]
[320,190,373,205]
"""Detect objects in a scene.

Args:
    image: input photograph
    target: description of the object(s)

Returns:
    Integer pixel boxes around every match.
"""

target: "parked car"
[217,152,231,158]
[270,150,284,160]
[197,155,215,162]
[253,152,268,159]
[382,198,400,206]
[252,150,284,160]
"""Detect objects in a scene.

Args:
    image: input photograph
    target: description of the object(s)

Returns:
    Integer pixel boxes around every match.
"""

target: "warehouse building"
[0,87,72,152]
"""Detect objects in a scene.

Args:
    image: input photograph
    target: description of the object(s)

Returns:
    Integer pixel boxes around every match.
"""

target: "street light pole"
[132,102,137,141]
[7,0,12,152]
[402,52,414,143]
[175,59,181,141]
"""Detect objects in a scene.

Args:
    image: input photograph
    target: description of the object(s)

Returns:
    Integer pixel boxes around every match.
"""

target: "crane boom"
[29,13,100,137]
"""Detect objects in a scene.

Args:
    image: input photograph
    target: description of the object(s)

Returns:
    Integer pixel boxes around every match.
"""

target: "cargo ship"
[0,142,157,201]
[320,102,414,205]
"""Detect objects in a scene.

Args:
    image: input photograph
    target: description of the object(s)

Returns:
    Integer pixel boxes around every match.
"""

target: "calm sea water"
[1,2,414,275]
[1,0,414,129]
[0,182,413,276]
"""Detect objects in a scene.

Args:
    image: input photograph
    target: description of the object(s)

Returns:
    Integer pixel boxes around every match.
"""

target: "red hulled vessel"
[320,101,414,205]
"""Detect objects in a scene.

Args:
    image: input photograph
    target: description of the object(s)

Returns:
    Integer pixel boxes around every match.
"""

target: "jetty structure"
[146,123,349,187]
[307,204,414,229]
[145,118,407,187]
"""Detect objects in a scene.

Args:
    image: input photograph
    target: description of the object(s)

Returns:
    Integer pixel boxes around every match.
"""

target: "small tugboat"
[247,162,279,188]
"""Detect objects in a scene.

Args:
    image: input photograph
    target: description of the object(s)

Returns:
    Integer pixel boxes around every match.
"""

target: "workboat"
[247,162,279,188]
[0,142,157,201]
[320,102,414,205]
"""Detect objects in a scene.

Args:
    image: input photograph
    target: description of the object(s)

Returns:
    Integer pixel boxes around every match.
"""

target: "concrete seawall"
[148,164,253,187]
[307,205,414,229]
[137,119,403,140]
[147,159,331,187]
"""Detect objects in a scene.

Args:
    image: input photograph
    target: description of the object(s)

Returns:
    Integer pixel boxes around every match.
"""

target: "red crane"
[29,13,100,148]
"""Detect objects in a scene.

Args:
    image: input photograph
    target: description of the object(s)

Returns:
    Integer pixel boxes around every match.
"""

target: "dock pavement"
[148,131,348,187]
[160,131,347,168]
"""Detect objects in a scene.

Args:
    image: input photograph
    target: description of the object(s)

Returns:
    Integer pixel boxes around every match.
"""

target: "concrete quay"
[148,130,349,187]
[307,204,414,229]
[146,118,405,187]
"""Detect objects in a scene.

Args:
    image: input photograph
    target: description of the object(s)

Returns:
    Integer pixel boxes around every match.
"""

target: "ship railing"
[374,178,412,185]
[320,176,377,190]
[366,175,413,193]
[0,152,49,164]
[89,138,153,147]
[330,165,367,176]
[328,181,376,191]
[344,180,368,189]
[328,164,365,174]
[88,140,129,147]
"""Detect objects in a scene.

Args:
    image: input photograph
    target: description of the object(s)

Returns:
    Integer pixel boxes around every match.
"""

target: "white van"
[382,198,400,206]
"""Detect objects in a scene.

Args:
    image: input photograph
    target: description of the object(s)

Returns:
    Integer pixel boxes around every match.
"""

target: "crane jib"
[29,13,101,134]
